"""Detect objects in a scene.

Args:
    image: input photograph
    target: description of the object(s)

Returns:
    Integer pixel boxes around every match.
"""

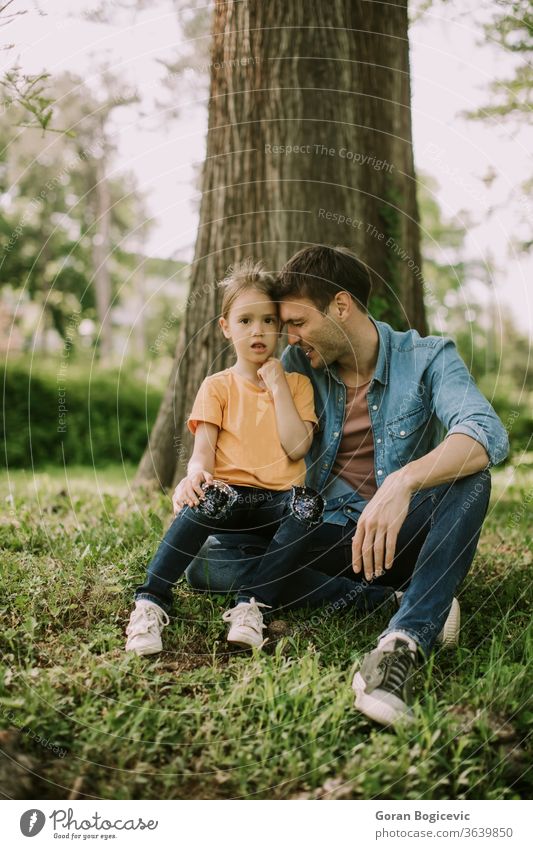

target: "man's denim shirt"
[281,316,509,527]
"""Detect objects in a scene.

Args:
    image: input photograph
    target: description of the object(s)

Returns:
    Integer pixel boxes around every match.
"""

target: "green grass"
[0,463,531,800]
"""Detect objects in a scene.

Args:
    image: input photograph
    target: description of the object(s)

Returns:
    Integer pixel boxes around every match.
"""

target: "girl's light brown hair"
[218,258,278,319]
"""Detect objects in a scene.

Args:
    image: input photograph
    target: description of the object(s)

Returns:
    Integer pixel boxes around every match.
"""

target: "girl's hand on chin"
[257,358,286,394]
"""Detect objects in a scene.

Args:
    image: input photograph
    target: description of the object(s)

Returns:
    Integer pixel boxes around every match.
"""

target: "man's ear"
[219,316,231,338]
[332,291,353,321]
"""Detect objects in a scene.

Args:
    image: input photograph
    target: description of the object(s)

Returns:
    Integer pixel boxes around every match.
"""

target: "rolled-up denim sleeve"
[426,338,509,467]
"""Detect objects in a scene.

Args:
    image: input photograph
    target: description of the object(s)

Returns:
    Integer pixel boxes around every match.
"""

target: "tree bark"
[135,0,426,490]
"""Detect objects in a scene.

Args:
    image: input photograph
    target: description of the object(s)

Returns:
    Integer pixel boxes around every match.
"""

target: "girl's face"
[219,288,280,364]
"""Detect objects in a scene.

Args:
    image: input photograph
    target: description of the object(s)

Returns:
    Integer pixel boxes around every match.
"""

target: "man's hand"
[352,470,413,581]
[257,358,287,395]
[172,470,214,515]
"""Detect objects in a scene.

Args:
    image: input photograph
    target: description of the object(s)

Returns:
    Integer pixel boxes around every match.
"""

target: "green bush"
[3,362,526,471]
[1,364,163,468]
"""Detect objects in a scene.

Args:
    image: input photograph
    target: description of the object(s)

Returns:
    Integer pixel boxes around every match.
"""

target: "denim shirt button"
[333,432,339,437]
[372,404,378,410]
[377,469,383,475]
[377,438,382,444]
[322,463,328,469]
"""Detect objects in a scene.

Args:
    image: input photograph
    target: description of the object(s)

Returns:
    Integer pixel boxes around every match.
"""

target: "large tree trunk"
[135,0,426,490]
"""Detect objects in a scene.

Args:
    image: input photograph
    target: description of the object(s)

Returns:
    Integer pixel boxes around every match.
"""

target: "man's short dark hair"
[277,245,371,313]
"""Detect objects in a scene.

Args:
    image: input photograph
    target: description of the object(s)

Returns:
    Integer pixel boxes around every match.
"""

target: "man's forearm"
[397,433,490,493]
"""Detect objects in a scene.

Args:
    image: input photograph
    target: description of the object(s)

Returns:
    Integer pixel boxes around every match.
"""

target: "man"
[185,245,509,726]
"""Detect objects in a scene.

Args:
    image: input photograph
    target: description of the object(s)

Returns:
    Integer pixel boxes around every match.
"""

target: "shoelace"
[378,647,416,699]
[222,598,269,630]
[126,605,169,636]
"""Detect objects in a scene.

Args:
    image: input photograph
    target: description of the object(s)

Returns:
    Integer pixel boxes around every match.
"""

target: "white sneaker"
[394,592,460,647]
[222,598,269,649]
[125,600,169,656]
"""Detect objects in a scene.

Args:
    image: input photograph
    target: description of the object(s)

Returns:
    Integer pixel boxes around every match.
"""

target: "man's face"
[279,297,346,368]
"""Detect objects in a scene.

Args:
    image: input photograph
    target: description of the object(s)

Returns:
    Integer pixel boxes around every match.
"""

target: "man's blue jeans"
[136,484,394,615]
[186,471,491,656]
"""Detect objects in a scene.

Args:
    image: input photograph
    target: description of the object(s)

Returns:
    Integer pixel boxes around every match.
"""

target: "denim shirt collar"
[328,315,390,387]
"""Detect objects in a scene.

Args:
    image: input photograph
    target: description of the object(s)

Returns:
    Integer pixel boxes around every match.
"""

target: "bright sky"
[2,0,532,334]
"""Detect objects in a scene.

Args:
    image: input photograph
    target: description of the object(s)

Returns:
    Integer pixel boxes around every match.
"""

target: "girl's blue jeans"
[135,484,395,615]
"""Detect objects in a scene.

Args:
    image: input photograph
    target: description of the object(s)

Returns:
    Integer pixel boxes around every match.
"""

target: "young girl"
[125,259,325,656]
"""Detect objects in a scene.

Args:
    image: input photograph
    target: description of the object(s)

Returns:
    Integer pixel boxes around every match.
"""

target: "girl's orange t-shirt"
[187,368,318,490]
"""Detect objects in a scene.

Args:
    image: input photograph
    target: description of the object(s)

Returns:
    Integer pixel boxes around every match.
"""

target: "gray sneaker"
[352,632,419,726]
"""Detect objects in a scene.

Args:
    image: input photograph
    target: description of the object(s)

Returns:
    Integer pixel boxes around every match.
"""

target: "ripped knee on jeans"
[192,480,238,520]
[289,485,325,527]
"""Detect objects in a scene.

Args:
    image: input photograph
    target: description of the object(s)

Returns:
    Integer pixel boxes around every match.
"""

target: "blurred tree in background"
[0,1,54,131]
[464,0,532,252]
[418,173,532,455]
[0,70,154,358]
